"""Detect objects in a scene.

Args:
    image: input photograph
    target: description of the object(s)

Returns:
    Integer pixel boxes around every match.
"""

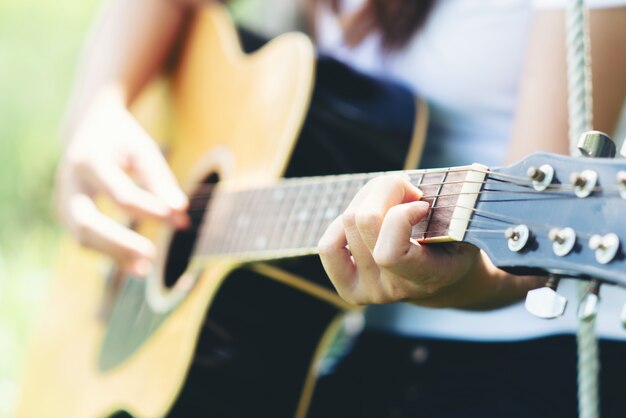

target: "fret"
[253,186,284,252]
[268,183,301,251]
[203,191,234,255]
[222,192,245,253]
[344,177,364,210]
[412,172,440,240]
[261,185,286,251]
[220,191,246,254]
[245,187,271,253]
[303,178,336,249]
[223,191,245,254]
[430,170,470,238]
[286,182,317,251]
[409,170,425,188]
[233,188,264,254]
[277,182,308,251]
[411,172,425,189]
[317,177,350,245]
[424,170,449,237]
[410,167,482,241]
[254,185,284,252]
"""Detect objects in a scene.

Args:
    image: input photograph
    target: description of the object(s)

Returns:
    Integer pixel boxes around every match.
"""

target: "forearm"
[507,7,626,163]
[62,0,191,141]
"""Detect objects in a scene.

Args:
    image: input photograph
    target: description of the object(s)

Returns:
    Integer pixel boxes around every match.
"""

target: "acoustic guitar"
[14,3,427,418]
[14,3,626,418]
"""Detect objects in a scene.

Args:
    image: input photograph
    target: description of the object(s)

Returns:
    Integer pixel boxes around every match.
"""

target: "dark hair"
[318,0,437,50]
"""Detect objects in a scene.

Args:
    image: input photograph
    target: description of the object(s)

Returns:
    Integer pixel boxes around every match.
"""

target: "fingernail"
[412,184,424,197]
[168,190,188,210]
[172,212,190,229]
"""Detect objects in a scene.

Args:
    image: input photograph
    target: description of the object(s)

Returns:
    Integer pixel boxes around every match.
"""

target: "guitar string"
[193,187,616,257]
[184,175,625,209]
[185,167,548,192]
[186,192,618,253]
[186,190,618,256]
[197,203,600,256]
[419,216,568,238]
[428,204,600,241]
[420,188,621,201]
[183,166,626,197]
[184,184,622,208]
[184,184,623,213]
[182,168,495,196]
[182,170,622,253]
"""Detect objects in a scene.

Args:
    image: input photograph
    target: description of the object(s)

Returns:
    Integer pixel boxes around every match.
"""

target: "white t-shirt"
[315,0,626,341]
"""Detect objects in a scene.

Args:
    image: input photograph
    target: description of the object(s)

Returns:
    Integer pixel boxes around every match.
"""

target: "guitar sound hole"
[108,412,132,418]
[163,173,218,288]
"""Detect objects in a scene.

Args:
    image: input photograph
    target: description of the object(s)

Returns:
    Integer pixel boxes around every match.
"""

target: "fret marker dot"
[325,207,338,219]
[297,210,309,222]
[236,215,250,228]
[254,236,267,249]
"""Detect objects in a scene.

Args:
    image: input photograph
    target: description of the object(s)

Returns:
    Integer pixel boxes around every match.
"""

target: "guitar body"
[14,4,425,418]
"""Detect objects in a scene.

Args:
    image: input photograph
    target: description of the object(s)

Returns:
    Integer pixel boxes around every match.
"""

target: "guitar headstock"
[463,151,626,288]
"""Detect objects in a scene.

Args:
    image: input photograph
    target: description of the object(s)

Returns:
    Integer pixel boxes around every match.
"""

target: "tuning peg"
[525,276,567,319]
[588,233,620,264]
[570,170,597,198]
[505,224,531,252]
[577,280,601,322]
[527,164,554,191]
[577,130,616,158]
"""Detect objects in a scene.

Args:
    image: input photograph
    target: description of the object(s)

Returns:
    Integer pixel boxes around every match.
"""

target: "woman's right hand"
[56,95,188,276]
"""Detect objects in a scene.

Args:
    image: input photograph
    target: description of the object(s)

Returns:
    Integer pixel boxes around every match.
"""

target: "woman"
[57,0,626,416]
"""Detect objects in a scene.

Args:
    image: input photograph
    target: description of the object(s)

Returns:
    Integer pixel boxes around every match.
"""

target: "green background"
[0,0,100,415]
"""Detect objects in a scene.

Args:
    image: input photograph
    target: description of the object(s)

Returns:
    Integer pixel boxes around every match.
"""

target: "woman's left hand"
[318,173,483,306]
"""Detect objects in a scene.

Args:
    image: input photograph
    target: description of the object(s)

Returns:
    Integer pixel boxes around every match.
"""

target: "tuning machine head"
[548,227,576,256]
[525,277,567,319]
[527,165,554,191]
[577,130,616,158]
[588,233,620,264]
[617,295,626,330]
[505,224,531,252]
[578,280,601,322]
[619,138,626,159]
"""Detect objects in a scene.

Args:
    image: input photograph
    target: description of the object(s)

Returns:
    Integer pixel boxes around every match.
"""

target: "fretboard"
[194,164,487,262]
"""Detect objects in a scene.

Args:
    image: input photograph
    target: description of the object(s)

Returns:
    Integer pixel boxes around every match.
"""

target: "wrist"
[409,250,547,310]
[62,84,128,145]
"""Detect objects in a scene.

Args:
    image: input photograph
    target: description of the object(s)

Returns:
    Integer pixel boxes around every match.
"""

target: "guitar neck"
[193,164,487,262]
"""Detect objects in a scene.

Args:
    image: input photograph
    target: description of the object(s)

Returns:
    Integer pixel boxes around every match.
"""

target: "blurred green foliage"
[0,0,99,415]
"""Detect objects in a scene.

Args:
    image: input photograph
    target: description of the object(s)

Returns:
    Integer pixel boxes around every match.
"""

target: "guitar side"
[13,5,317,417]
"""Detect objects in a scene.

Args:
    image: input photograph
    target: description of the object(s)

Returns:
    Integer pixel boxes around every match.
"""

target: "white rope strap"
[565,1,600,417]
